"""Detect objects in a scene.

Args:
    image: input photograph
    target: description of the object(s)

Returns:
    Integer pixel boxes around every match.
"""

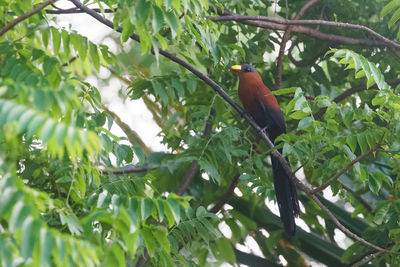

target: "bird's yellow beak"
[230,65,242,72]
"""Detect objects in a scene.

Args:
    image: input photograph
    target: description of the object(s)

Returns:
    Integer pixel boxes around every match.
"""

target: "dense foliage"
[1,0,400,266]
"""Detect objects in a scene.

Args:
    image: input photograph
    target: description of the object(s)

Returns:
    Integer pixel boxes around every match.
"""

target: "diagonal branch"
[176,108,215,196]
[102,105,151,155]
[276,0,319,89]
[311,194,385,252]
[311,143,381,194]
[210,173,240,213]
[344,242,393,267]
[69,0,387,253]
[0,0,58,37]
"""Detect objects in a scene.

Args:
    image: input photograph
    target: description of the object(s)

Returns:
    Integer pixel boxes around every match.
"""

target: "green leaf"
[163,200,176,227]
[153,226,170,253]
[215,238,236,263]
[269,87,298,96]
[43,56,58,76]
[136,0,151,24]
[0,188,22,215]
[297,116,313,130]
[9,201,31,233]
[141,228,156,257]
[368,172,382,194]
[165,11,179,38]
[111,243,125,267]
[141,198,153,220]
[39,228,54,266]
[152,6,164,33]
[166,198,181,223]
[89,43,100,71]
[21,217,41,259]
[41,119,57,143]
[152,80,169,105]
[51,28,61,54]
[389,8,400,28]
[346,135,357,153]
[381,0,400,17]
[121,19,135,43]
[198,159,221,184]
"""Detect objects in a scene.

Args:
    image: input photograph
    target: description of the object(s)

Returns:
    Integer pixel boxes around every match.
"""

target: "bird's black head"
[230,64,257,73]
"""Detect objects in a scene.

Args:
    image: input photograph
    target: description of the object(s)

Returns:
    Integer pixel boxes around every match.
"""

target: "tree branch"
[207,15,400,49]
[208,15,394,48]
[276,0,319,89]
[176,108,215,196]
[311,143,381,194]
[102,105,151,155]
[210,173,240,213]
[314,78,400,120]
[0,0,58,37]
[69,0,387,253]
[46,7,114,14]
[345,243,393,267]
[100,167,149,175]
[311,194,386,252]
[288,40,332,67]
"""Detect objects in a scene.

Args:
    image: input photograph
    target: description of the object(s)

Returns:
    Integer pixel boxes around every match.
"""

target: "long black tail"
[271,153,300,236]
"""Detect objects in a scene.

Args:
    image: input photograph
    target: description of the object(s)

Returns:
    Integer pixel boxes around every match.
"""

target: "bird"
[230,64,300,236]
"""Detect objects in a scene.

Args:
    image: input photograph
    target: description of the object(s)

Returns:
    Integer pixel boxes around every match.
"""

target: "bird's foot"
[258,126,268,135]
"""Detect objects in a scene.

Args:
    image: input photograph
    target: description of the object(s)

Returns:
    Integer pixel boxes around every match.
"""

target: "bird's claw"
[258,126,268,135]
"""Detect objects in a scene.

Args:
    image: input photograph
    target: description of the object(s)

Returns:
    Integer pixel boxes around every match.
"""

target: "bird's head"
[230,64,257,73]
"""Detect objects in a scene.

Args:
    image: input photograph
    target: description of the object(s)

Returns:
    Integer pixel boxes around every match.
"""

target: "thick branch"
[311,143,381,194]
[69,0,387,253]
[0,0,58,37]
[276,0,319,89]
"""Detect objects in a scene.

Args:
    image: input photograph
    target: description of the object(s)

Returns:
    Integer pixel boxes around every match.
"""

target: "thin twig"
[100,167,149,175]
[208,15,393,48]
[176,108,215,196]
[0,0,58,37]
[340,182,373,212]
[345,243,393,267]
[311,143,381,194]
[69,0,388,253]
[176,160,200,195]
[210,174,240,213]
[288,40,332,67]
[46,7,114,14]
[102,105,151,155]
[207,15,400,49]
[276,0,319,89]
[62,56,78,66]
[314,78,400,119]
[311,195,385,252]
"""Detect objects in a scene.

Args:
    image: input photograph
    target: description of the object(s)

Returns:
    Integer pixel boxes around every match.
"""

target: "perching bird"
[230,64,300,236]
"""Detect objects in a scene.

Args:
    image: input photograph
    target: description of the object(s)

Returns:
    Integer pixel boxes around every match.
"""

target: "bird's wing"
[255,84,287,135]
